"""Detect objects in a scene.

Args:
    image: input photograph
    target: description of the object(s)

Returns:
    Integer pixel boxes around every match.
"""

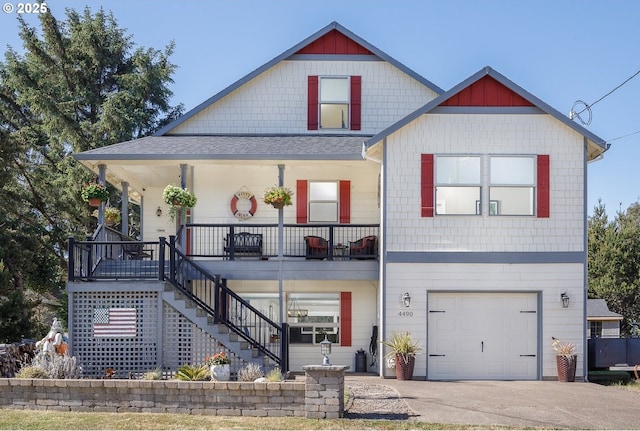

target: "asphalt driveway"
[346,376,640,429]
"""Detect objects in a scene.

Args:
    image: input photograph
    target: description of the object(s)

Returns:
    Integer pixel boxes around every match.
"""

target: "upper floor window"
[423,154,548,218]
[308,76,361,131]
[309,181,338,222]
[320,77,349,129]
[435,156,481,215]
[489,156,535,216]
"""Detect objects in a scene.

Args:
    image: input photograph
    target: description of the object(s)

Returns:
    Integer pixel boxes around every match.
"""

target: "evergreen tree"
[588,201,640,336]
[0,7,182,340]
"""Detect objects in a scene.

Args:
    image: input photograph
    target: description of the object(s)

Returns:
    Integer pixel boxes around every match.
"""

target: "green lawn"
[0,409,514,430]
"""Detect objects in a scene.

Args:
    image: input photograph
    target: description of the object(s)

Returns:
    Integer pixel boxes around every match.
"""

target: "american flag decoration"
[93,307,137,337]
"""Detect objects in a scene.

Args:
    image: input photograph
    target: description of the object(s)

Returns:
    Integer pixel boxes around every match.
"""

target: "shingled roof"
[587,299,623,320]
[74,135,371,161]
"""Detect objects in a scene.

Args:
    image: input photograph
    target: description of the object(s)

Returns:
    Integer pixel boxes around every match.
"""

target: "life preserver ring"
[231,190,258,220]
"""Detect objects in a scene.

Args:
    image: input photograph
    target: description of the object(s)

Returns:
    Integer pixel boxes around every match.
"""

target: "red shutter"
[537,154,550,218]
[296,180,308,223]
[350,76,361,130]
[340,292,352,346]
[307,76,318,130]
[421,154,435,217]
[339,180,351,224]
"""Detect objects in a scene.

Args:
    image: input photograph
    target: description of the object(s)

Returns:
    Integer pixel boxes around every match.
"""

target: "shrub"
[265,368,283,382]
[15,365,50,379]
[141,368,162,380]
[237,362,264,382]
[18,353,82,379]
[176,364,209,381]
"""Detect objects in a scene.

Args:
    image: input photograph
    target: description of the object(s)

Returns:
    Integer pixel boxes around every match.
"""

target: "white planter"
[210,364,230,381]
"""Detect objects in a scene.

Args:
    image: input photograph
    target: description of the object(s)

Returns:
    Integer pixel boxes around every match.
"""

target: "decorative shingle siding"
[170,60,438,135]
[384,114,585,253]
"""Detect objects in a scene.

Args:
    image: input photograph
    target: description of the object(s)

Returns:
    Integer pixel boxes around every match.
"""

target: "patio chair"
[304,235,329,260]
[349,235,377,260]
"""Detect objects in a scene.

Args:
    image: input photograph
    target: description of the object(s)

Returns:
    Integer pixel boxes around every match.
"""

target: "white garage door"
[428,292,538,380]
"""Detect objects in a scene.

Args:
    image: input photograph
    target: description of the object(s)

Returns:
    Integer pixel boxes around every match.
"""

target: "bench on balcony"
[224,232,263,259]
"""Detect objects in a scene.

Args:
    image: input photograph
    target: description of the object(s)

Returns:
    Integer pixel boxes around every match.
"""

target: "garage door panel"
[428,292,538,380]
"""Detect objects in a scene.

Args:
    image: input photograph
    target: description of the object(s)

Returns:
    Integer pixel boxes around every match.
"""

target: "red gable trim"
[296,29,373,55]
[441,76,534,107]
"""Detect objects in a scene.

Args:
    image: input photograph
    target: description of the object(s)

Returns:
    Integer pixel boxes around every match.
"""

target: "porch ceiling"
[74,135,374,202]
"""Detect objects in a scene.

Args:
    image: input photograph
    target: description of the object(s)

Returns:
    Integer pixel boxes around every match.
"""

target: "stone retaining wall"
[0,366,349,418]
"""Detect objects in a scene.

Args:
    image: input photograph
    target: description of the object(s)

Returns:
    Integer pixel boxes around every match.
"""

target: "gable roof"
[154,21,443,136]
[365,66,609,161]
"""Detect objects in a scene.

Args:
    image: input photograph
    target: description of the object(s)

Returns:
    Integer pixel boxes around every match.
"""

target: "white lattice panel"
[71,290,159,378]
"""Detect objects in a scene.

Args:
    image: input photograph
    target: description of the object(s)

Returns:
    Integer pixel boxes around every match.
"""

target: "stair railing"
[163,236,287,370]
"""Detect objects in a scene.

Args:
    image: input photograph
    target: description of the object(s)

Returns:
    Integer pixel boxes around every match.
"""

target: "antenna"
[569,100,592,126]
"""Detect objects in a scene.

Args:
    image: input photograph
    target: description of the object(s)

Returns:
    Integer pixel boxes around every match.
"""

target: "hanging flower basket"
[263,186,293,208]
[163,185,197,221]
[81,182,109,206]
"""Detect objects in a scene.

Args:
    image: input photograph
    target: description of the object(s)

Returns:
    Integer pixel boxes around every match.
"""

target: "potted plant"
[81,182,109,207]
[382,331,421,380]
[104,207,121,226]
[263,185,293,209]
[552,337,577,382]
[163,184,197,221]
[92,207,121,226]
[206,352,232,381]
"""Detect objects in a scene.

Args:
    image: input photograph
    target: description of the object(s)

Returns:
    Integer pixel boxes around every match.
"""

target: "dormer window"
[320,77,349,129]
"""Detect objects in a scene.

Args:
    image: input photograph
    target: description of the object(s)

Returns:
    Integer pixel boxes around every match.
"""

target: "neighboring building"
[587,299,623,338]
[69,22,608,380]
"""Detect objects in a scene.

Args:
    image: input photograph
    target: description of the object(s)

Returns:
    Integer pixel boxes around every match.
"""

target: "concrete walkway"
[346,376,640,429]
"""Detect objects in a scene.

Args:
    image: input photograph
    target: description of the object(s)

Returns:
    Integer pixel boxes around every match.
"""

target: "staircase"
[161,281,270,367]
[68,230,287,373]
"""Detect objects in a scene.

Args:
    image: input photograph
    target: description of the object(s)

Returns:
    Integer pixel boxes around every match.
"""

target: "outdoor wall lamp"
[402,292,411,308]
[320,334,332,366]
[561,292,570,308]
[156,206,162,217]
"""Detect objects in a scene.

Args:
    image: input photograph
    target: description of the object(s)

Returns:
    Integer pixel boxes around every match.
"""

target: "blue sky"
[2,0,639,214]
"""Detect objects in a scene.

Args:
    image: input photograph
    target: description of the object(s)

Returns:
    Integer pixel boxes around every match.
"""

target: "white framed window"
[288,293,340,344]
[308,181,338,222]
[489,156,535,216]
[320,77,349,129]
[435,156,481,215]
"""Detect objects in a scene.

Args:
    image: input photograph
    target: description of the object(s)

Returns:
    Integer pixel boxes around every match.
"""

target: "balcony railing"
[180,223,379,260]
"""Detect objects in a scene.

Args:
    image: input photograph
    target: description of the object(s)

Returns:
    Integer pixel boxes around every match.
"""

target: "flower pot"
[395,354,415,381]
[88,197,102,207]
[271,201,285,209]
[210,364,230,381]
[556,355,577,382]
